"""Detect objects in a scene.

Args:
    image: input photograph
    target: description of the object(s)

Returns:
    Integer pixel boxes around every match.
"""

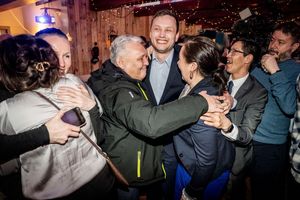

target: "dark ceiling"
[90,0,300,30]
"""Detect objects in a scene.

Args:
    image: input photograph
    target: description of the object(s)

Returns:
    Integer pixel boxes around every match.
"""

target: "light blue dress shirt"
[149,49,174,103]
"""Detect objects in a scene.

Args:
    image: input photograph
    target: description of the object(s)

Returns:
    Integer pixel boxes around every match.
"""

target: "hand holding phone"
[61,107,86,127]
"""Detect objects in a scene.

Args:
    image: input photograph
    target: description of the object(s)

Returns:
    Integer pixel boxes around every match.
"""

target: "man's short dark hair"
[150,9,179,33]
[35,28,68,40]
[232,38,260,64]
[274,21,300,44]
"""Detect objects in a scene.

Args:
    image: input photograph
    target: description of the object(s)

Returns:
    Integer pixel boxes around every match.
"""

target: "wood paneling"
[0,0,36,12]
[67,0,202,76]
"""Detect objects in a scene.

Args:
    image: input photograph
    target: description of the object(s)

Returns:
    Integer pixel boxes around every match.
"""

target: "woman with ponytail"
[173,36,235,200]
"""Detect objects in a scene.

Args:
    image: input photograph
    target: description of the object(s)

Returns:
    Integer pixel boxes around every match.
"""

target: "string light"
[91,0,299,31]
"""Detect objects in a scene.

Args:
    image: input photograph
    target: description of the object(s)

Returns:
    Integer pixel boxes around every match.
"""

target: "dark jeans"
[162,142,178,200]
[250,141,289,200]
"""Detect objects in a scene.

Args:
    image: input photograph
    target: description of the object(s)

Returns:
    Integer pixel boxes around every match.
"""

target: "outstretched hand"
[56,85,96,111]
[199,91,226,113]
[200,112,232,131]
[45,110,80,144]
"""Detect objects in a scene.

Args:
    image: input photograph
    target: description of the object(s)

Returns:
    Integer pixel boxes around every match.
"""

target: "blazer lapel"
[234,76,254,100]
[159,46,184,104]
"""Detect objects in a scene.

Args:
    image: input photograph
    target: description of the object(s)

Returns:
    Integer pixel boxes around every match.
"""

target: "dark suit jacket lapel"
[234,75,254,101]
[159,45,185,105]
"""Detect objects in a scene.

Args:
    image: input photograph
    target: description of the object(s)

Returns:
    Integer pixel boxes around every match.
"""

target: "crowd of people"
[0,8,300,200]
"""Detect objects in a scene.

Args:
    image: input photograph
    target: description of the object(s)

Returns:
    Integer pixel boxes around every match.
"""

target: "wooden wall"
[67,0,201,76]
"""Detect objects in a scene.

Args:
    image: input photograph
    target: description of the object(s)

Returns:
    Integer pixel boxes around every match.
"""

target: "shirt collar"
[152,48,174,67]
[229,73,249,90]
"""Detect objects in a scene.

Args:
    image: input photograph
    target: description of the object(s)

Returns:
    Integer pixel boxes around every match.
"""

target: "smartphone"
[61,107,86,127]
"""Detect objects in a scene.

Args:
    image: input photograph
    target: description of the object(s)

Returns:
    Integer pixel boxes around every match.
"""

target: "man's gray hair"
[110,35,143,66]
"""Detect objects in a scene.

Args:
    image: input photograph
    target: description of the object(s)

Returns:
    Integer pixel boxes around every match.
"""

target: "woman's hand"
[46,110,80,144]
[56,85,96,111]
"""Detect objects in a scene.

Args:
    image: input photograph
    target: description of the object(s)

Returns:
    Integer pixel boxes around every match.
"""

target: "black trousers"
[250,141,289,200]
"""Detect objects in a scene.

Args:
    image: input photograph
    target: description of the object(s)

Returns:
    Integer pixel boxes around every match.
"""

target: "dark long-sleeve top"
[173,78,235,199]
[0,126,49,163]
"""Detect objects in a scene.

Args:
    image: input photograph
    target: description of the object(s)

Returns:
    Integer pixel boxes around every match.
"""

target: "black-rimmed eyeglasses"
[228,48,246,55]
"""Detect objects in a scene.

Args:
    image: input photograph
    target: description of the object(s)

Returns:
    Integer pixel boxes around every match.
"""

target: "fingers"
[54,109,66,118]
[199,91,208,96]
[46,109,82,144]
[67,126,80,138]
[213,104,225,113]
[78,85,89,95]
[216,96,226,101]
[199,115,214,123]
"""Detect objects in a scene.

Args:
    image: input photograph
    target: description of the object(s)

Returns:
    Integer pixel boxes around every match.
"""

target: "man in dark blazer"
[142,9,185,199]
[201,38,268,200]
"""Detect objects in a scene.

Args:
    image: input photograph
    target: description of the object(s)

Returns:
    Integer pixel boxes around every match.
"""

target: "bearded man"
[250,21,300,200]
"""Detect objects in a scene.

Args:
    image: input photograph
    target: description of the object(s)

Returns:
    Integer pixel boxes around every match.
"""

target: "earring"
[189,72,193,80]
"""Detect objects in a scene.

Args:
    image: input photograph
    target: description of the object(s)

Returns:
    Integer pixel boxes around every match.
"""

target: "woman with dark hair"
[173,36,235,200]
[0,35,115,199]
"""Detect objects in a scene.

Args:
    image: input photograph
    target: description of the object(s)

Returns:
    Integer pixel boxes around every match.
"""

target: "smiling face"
[268,30,299,61]
[150,15,179,55]
[226,41,251,79]
[117,41,149,81]
[42,35,71,75]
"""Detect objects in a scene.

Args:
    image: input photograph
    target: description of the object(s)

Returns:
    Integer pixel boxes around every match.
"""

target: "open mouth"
[156,39,168,44]
[226,60,232,64]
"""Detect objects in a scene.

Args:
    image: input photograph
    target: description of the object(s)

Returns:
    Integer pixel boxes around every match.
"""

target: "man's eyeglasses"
[228,48,246,56]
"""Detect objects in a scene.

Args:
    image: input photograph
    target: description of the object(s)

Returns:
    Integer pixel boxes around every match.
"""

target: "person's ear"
[245,54,254,64]
[116,56,125,70]
[175,32,180,42]
[291,42,300,53]
[190,62,198,72]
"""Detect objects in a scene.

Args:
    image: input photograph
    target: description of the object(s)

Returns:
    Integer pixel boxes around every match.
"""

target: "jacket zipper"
[137,83,148,100]
[137,150,141,178]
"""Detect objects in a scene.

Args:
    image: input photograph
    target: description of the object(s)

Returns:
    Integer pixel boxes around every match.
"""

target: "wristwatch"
[223,124,234,133]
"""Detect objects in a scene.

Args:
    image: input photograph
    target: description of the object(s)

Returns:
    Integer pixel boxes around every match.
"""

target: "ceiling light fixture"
[35,7,61,24]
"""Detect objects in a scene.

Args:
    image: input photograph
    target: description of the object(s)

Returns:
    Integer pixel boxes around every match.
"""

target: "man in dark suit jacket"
[142,10,185,199]
[201,39,268,200]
